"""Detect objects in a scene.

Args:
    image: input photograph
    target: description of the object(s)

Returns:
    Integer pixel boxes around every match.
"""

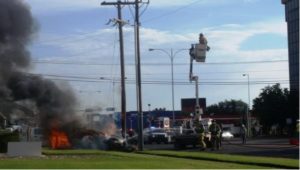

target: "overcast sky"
[25,0,289,112]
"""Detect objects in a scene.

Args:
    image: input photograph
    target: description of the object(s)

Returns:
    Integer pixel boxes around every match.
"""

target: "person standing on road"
[209,120,221,150]
[240,124,247,144]
[194,117,206,151]
[219,123,223,148]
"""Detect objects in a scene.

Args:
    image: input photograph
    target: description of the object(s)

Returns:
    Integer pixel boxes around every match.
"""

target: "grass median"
[140,150,299,169]
[0,149,297,169]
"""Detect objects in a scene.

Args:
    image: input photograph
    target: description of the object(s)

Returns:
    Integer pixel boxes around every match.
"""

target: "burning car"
[49,128,136,152]
[104,135,136,152]
[49,129,71,149]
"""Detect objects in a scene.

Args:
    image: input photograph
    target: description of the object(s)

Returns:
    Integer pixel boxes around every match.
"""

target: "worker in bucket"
[193,116,206,150]
[199,33,210,51]
[209,119,221,150]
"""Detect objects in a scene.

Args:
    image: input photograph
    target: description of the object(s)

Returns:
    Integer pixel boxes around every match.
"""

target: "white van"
[27,127,43,141]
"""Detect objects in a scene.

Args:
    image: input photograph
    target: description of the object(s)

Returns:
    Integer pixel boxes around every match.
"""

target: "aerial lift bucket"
[191,43,207,62]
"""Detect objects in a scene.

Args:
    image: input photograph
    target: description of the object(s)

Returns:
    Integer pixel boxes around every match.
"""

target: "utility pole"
[134,0,144,151]
[101,0,146,150]
[101,1,133,138]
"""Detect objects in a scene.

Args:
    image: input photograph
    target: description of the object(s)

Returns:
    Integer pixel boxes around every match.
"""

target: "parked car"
[222,127,234,139]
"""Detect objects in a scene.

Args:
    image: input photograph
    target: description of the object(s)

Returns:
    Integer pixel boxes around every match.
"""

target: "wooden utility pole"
[101,1,146,151]
[101,1,134,138]
[134,0,144,151]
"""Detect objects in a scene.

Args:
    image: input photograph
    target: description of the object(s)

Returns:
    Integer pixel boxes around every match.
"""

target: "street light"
[148,104,151,127]
[243,74,251,137]
[148,48,188,126]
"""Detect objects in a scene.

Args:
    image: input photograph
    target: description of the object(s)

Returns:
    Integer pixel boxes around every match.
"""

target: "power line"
[142,70,289,75]
[128,0,149,22]
[142,0,202,23]
[51,69,287,76]
[34,73,292,86]
[35,34,100,46]
[34,32,99,44]
[31,59,288,66]
[109,27,119,95]
[30,73,101,80]
[32,27,134,59]
[34,73,288,81]
[46,77,292,86]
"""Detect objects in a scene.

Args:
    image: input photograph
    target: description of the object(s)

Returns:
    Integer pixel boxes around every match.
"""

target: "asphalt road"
[144,137,299,159]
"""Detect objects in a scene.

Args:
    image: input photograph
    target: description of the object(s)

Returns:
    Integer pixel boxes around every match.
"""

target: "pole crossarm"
[106,18,129,26]
[101,1,136,6]
[101,0,148,7]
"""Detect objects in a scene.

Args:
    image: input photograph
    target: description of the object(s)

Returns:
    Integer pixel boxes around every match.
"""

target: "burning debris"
[49,130,71,149]
[0,0,135,152]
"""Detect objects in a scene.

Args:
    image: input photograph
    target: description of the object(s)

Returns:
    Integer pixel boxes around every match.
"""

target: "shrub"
[0,130,20,153]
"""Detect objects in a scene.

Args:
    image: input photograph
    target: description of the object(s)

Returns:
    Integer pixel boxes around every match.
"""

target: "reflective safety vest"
[209,123,221,136]
[194,120,205,134]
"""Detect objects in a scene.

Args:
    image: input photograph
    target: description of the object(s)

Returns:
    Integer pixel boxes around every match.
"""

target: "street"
[144,137,299,159]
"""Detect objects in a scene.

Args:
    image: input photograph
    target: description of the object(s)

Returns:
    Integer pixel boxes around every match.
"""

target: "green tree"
[252,84,289,127]
[206,99,247,115]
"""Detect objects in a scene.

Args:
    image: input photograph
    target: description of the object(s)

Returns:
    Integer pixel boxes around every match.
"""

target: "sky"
[24,0,289,113]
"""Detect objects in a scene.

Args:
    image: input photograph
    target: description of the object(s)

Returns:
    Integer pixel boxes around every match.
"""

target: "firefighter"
[209,119,221,150]
[193,116,206,150]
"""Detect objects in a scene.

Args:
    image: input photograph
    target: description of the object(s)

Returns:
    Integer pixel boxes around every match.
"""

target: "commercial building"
[181,98,206,114]
[282,0,299,117]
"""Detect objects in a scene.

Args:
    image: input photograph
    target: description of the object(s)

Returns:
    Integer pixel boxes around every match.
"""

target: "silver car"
[148,128,172,144]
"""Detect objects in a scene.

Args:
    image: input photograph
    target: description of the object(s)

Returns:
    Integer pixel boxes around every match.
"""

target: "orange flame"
[49,130,71,149]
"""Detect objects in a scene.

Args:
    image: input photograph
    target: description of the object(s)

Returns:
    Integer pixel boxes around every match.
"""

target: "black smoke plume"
[0,0,80,137]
